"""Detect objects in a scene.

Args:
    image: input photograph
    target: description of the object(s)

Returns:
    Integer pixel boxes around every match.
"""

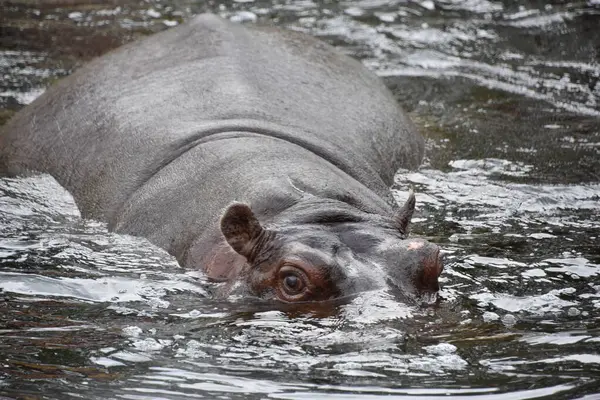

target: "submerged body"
[0,14,442,302]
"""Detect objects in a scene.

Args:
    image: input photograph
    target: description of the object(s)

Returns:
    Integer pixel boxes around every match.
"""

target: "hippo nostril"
[418,247,442,292]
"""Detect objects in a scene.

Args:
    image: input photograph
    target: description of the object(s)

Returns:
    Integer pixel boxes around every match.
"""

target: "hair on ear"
[220,203,264,259]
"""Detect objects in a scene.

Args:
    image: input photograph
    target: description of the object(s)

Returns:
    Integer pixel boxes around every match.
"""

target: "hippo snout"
[418,244,443,292]
[390,239,443,294]
[410,239,443,292]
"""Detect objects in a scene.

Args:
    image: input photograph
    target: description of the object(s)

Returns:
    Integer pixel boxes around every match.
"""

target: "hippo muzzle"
[385,239,444,295]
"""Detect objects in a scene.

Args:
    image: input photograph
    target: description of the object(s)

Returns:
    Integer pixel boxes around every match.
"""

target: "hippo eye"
[278,265,309,301]
[284,275,301,292]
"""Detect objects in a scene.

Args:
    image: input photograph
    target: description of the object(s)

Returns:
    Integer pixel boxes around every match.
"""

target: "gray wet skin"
[0,14,442,303]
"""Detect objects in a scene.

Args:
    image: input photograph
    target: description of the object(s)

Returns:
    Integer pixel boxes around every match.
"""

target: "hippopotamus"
[0,14,442,303]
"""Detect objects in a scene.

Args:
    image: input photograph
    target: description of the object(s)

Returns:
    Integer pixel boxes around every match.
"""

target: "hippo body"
[0,14,441,302]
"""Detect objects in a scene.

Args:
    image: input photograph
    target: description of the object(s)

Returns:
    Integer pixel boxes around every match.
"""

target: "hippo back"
[0,14,422,224]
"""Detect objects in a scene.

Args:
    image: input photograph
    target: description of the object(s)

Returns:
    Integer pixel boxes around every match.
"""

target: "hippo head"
[217,191,443,303]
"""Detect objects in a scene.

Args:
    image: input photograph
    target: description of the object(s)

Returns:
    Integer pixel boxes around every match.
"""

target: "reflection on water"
[0,0,599,398]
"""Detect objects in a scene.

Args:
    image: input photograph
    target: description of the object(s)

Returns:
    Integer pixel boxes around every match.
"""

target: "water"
[1,0,599,398]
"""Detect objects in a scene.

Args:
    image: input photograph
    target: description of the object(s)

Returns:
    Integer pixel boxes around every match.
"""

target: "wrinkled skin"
[0,14,442,303]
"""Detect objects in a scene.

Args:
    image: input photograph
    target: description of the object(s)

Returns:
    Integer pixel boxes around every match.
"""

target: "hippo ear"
[394,189,416,235]
[220,203,266,260]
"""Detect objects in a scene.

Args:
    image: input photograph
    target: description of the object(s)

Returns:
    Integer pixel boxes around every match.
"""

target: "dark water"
[1,0,599,398]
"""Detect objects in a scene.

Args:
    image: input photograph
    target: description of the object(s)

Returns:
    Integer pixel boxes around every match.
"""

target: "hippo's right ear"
[394,189,416,235]
[220,203,267,260]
